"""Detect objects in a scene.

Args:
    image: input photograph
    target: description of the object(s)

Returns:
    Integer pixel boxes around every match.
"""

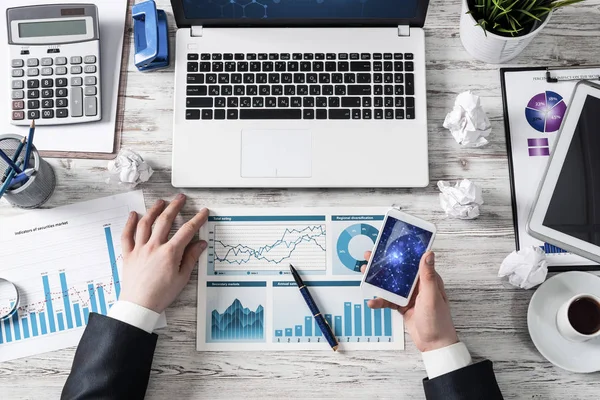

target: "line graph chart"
[207,215,327,274]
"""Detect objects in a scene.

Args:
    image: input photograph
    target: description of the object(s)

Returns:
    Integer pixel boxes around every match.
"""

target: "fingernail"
[177,193,185,201]
[426,253,435,265]
[199,241,208,250]
[129,211,136,220]
[156,199,165,206]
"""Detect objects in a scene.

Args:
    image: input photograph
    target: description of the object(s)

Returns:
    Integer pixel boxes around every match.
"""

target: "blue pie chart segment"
[337,224,379,272]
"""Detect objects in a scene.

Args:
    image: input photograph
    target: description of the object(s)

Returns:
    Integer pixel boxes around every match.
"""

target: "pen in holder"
[0,134,56,208]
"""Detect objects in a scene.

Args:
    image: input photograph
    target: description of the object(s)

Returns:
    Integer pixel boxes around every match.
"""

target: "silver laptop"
[171,0,430,188]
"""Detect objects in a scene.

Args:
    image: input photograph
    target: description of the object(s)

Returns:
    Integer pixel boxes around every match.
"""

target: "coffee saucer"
[528,271,600,373]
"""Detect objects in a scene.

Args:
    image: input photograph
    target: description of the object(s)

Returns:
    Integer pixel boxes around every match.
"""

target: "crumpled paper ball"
[498,246,548,289]
[443,91,492,147]
[437,179,483,220]
[106,149,154,188]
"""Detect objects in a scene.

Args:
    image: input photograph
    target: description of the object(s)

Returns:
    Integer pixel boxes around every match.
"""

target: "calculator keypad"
[11,55,99,122]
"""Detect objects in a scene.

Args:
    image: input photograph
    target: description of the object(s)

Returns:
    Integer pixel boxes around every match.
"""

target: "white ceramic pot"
[459,0,552,64]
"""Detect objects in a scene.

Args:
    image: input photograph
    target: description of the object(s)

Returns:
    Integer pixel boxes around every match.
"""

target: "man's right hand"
[361,251,459,352]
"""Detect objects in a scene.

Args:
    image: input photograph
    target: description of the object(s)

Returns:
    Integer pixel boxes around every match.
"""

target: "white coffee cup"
[556,294,600,342]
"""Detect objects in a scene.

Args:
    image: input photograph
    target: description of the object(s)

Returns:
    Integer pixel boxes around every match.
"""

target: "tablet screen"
[543,94,600,246]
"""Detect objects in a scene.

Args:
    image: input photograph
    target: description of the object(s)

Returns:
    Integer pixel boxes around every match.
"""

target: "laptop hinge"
[398,25,410,37]
[191,25,203,37]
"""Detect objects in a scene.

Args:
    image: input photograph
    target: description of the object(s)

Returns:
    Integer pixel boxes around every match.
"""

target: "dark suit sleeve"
[61,313,158,400]
[423,360,503,400]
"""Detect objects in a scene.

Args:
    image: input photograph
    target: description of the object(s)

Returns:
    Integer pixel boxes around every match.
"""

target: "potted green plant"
[460,0,584,64]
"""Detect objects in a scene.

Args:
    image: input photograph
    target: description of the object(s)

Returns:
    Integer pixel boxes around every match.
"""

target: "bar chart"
[1,226,121,346]
[541,243,568,254]
[272,281,394,345]
[0,191,147,362]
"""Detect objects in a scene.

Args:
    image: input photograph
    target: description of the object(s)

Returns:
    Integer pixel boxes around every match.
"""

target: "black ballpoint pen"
[290,264,339,351]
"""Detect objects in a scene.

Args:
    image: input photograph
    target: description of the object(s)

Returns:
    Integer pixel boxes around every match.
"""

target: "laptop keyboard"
[184,52,415,120]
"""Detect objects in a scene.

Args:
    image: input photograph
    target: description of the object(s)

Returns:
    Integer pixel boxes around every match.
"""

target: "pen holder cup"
[0,134,56,209]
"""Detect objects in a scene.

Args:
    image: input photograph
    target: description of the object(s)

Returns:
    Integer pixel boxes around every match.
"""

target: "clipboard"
[500,66,600,272]
[0,0,131,159]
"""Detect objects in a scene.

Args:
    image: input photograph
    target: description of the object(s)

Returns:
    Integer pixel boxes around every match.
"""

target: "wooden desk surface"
[2,0,600,398]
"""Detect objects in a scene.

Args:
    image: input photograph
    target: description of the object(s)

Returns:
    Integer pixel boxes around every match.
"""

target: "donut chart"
[525,91,567,133]
[336,223,379,272]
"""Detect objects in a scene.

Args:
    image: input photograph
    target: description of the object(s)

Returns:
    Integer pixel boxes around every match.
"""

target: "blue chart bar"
[12,305,21,340]
[30,312,39,336]
[22,318,30,339]
[42,275,56,333]
[57,312,65,331]
[104,226,121,298]
[73,304,82,327]
[354,304,362,336]
[305,316,312,337]
[97,286,107,315]
[59,272,74,329]
[374,308,382,336]
[324,314,332,330]
[364,300,372,336]
[4,318,12,342]
[39,312,47,335]
[88,284,98,314]
[315,319,322,336]
[334,316,342,336]
[275,330,283,337]
[384,308,392,336]
[83,307,90,324]
[285,328,292,337]
[295,325,302,336]
[543,243,567,254]
[344,302,352,336]
[0,323,3,344]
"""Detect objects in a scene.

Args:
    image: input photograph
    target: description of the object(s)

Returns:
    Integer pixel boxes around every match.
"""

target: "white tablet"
[528,81,600,263]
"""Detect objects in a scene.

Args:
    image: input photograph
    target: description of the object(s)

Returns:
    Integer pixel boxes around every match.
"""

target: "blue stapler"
[132,0,169,72]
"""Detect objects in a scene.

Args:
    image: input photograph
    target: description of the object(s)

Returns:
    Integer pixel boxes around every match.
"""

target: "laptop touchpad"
[241,129,312,178]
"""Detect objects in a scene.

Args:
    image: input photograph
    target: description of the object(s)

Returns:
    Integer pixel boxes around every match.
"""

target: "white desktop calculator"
[7,4,102,126]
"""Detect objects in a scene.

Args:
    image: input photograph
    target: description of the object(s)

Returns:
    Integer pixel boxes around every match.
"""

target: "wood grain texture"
[1,0,600,398]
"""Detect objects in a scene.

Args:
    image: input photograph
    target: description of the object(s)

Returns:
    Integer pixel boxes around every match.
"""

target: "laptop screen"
[181,0,419,20]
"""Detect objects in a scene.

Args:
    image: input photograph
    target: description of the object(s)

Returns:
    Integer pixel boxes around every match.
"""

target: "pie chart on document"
[336,224,379,273]
[525,91,567,133]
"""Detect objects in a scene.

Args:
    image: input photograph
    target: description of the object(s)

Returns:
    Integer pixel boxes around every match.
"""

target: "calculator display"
[19,20,87,39]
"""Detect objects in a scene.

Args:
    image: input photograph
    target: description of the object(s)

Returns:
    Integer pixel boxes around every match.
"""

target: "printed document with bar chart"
[197,208,404,351]
[0,191,165,362]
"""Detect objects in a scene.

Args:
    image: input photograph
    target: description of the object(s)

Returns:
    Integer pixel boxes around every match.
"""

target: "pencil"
[290,264,339,351]
[8,168,35,188]
[0,149,22,176]
[23,120,36,170]
[1,136,26,183]
[0,165,19,198]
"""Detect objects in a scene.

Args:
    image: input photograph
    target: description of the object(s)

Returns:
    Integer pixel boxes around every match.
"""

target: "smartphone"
[360,209,436,307]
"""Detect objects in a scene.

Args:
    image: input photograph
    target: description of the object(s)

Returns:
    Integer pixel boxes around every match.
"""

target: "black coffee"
[568,297,600,335]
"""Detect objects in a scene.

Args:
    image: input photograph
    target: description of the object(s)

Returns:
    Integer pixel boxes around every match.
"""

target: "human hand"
[362,251,459,352]
[119,194,208,313]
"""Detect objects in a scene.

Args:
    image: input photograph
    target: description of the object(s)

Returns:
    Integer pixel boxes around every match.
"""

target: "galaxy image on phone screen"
[365,217,433,298]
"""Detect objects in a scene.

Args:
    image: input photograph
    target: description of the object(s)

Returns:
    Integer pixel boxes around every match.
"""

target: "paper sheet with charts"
[197,208,405,351]
[0,191,166,362]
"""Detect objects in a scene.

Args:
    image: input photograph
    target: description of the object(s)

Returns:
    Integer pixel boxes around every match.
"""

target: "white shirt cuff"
[421,342,472,379]
[107,301,161,334]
